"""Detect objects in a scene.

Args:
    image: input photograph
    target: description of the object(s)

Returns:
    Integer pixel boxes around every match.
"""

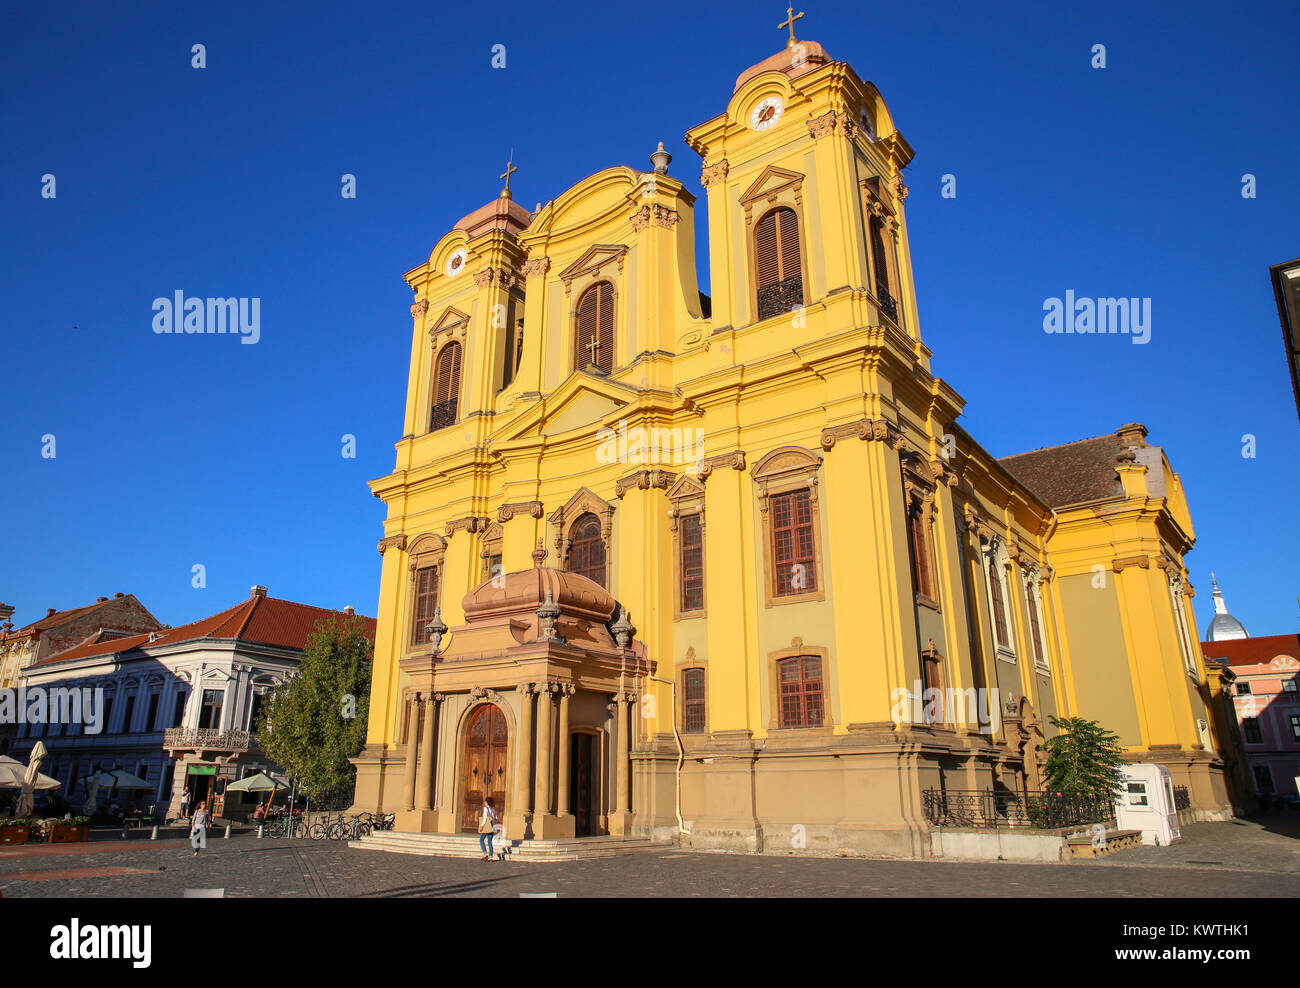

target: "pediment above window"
[559,244,629,287]
[739,165,804,207]
[428,306,470,343]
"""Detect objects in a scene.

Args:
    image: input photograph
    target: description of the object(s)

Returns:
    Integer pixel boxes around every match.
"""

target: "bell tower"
[685,28,920,351]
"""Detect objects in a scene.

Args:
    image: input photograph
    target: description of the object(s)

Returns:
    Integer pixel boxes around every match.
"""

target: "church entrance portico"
[373,550,654,845]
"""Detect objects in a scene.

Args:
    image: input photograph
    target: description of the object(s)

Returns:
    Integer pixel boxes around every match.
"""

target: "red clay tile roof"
[999,434,1127,508]
[2,595,157,641]
[1200,634,1300,667]
[32,595,376,666]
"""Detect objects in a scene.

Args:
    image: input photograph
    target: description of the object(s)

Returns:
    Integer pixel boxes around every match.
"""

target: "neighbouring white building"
[7,586,375,819]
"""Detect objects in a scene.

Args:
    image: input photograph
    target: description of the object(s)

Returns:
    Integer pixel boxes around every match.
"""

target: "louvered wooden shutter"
[871,220,890,297]
[575,282,615,374]
[435,342,461,405]
[755,207,799,289]
[755,212,780,288]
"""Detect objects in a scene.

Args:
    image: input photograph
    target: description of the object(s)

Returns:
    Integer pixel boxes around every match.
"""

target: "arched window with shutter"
[568,512,607,587]
[430,341,462,431]
[869,218,898,322]
[573,282,615,375]
[754,206,803,320]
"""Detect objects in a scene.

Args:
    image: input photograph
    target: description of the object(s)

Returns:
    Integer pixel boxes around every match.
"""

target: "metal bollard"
[257,824,264,839]
[224,824,231,839]
[150,826,158,840]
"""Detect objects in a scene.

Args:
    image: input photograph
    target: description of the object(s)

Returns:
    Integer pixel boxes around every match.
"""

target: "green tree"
[1042,715,1127,800]
[254,615,372,799]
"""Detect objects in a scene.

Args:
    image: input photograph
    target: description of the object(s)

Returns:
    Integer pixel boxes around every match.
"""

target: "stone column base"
[504,810,532,841]
[687,817,762,852]
[531,812,576,839]
[607,810,635,836]
[394,809,439,834]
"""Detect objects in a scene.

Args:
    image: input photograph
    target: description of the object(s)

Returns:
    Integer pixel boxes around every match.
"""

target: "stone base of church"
[395,808,439,832]
[1136,746,1236,821]
[531,812,576,839]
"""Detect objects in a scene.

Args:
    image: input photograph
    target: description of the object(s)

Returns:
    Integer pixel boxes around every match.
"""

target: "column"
[609,690,634,835]
[401,696,419,812]
[513,685,534,815]
[534,682,553,817]
[415,694,439,811]
[615,692,630,813]
[556,684,573,820]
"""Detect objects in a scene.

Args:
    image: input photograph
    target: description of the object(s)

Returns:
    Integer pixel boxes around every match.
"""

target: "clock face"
[445,249,467,277]
[750,97,784,131]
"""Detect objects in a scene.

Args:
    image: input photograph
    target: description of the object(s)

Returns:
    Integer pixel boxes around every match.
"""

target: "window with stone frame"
[981,537,1016,659]
[771,490,817,597]
[430,341,462,431]
[753,206,804,320]
[777,655,825,729]
[752,446,825,606]
[569,512,607,587]
[410,565,440,646]
[1022,572,1050,672]
[1242,717,1262,744]
[1253,764,1272,792]
[906,497,936,603]
[573,281,615,375]
[682,667,706,734]
[1167,575,1199,677]
[679,512,705,613]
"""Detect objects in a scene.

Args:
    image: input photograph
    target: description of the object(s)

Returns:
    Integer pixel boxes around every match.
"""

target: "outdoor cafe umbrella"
[13,742,57,818]
[88,768,153,812]
[0,754,59,794]
[224,772,287,818]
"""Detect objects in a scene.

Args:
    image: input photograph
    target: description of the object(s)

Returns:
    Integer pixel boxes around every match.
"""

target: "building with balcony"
[8,587,375,819]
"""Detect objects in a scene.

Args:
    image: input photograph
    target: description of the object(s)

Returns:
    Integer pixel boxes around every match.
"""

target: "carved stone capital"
[445,516,491,537]
[614,468,675,498]
[497,500,544,522]
[522,257,551,278]
[473,267,515,290]
[891,175,909,201]
[377,534,407,555]
[819,417,904,450]
[410,300,429,320]
[630,206,652,232]
[1111,554,1150,573]
[696,450,746,480]
[807,110,836,139]
[700,159,729,188]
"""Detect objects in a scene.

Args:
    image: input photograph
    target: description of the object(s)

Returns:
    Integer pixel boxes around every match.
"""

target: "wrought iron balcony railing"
[922,788,1117,829]
[757,276,804,321]
[876,285,899,322]
[429,399,458,432]
[163,727,255,752]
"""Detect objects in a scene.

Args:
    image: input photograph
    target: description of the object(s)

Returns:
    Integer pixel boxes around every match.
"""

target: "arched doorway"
[461,704,508,833]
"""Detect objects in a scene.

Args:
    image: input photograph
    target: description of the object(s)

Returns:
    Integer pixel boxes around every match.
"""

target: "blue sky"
[1,1,1296,637]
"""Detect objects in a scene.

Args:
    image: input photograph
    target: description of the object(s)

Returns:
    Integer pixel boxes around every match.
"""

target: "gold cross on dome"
[587,335,601,366]
[779,6,804,48]
[499,152,518,200]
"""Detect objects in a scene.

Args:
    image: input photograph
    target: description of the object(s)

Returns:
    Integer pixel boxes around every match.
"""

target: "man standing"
[180,787,191,820]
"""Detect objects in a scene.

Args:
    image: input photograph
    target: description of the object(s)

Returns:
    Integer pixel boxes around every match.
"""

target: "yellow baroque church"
[350,31,1234,856]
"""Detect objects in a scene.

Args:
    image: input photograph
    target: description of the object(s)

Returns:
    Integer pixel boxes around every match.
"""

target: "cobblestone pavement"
[2,821,1298,897]
[1090,814,1300,873]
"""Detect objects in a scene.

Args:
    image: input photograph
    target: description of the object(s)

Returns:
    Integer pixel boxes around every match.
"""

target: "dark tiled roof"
[1201,634,1300,667]
[999,434,1126,508]
[34,595,376,666]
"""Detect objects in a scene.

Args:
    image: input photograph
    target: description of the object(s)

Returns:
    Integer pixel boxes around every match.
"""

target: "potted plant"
[47,815,91,843]
[0,818,32,845]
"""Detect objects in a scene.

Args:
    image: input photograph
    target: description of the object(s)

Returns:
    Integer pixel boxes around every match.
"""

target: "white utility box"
[1114,763,1181,846]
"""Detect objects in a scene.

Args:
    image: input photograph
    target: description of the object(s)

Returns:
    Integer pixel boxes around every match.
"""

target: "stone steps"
[349,830,673,862]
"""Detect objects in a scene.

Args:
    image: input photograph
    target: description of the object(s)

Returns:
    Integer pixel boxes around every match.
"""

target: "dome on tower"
[1204,574,1248,642]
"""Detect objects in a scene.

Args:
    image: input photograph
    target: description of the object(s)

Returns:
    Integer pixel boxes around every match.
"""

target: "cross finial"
[587,334,601,367]
[499,151,518,200]
[779,6,804,48]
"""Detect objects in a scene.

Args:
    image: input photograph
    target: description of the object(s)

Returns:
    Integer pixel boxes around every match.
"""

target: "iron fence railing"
[429,399,458,431]
[1173,785,1191,811]
[922,788,1117,830]
[757,276,804,321]
[162,727,255,751]
[877,286,899,322]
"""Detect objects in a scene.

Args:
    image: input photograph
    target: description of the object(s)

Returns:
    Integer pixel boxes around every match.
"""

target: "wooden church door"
[461,704,508,833]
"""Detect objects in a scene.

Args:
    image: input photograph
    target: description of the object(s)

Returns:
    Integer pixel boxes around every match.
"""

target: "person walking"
[190,800,209,856]
[478,797,501,861]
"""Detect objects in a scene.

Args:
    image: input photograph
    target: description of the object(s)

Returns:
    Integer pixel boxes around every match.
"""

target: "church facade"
[351,35,1234,856]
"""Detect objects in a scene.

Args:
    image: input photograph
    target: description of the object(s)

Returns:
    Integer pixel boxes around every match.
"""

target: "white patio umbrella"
[15,742,54,818]
[0,755,59,791]
[224,772,287,818]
